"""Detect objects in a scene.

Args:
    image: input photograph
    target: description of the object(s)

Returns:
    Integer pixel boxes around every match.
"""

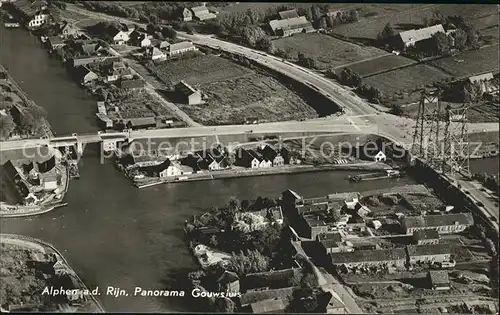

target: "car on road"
[464,190,471,195]
[477,201,484,207]
[490,216,498,222]
[480,187,486,192]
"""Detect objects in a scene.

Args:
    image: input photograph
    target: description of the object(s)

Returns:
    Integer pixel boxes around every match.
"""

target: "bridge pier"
[76,141,83,155]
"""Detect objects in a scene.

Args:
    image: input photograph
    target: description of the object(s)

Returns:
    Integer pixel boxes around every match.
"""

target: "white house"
[109,27,129,45]
[149,47,166,61]
[374,151,387,162]
[166,41,198,57]
[159,163,193,177]
[28,10,49,28]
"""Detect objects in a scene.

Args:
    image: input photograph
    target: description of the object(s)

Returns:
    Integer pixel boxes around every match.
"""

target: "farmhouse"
[166,41,198,57]
[180,7,192,21]
[191,5,216,21]
[269,16,314,37]
[401,213,474,235]
[395,24,445,49]
[406,243,451,265]
[74,66,98,85]
[129,30,151,47]
[175,80,202,105]
[330,248,407,269]
[159,163,193,177]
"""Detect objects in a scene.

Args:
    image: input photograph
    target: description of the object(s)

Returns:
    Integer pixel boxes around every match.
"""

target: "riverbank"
[135,162,394,189]
[0,64,52,139]
[0,233,105,312]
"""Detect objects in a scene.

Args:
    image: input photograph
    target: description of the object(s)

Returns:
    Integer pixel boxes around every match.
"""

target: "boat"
[349,170,401,182]
[4,22,20,28]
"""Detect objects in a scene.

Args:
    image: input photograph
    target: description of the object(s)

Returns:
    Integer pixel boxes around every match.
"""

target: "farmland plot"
[149,54,252,86]
[364,64,450,100]
[333,4,496,40]
[429,44,499,78]
[272,33,387,69]
[340,54,416,78]
[178,74,317,125]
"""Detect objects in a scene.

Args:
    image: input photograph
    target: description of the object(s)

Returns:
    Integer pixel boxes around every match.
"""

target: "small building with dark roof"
[317,232,343,254]
[427,270,450,290]
[124,116,157,130]
[175,80,202,105]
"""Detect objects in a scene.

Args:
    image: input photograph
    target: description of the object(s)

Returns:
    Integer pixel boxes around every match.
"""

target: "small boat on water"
[4,22,20,28]
[349,169,401,182]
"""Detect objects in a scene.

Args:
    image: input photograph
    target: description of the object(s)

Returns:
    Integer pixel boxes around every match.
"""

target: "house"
[40,170,58,191]
[74,66,98,85]
[406,244,451,265]
[166,41,198,57]
[129,30,151,47]
[79,42,101,56]
[303,214,329,239]
[317,232,344,254]
[159,163,193,178]
[191,5,216,21]
[120,79,145,90]
[149,46,167,61]
[236,148,272,168]
[258,145,285,166]
[180,7,193,21]
[412,229,440,245]
[269,16,314,37]
[47,36,65,50]
[107,26,129,45]
[401,213,474,235]
[278,9,299,20]
[196,149,227,171]
[330,248,407,269]
[216,270,240,293]
[250,298,286,314]
[52,260,67,276]
[320,290,347,314]
[467,72,498,93]
[395,24,445,49]
[427,270,450,290]
[374,150,386,162]
[124,116,157,130]
[236,206,284,229]
[175,80,202,105]
[11,0,48,28]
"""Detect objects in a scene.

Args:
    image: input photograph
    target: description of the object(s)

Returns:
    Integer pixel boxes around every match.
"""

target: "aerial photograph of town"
[0,0,498,313]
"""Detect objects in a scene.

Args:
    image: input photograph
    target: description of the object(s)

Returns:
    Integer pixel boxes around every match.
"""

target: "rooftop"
[406,243,450,257]
[278,9,299,20]
[244,268,302,291]
[167,41,196,53]
[469,72,494,83]
[403,213,474,229]
[428,270,450,284]
[330,248,407,264]
[250,298,286,313]
[239,287,297,306]
[269,16,312,32]
[413,229,440,240]
[398,24,445,44]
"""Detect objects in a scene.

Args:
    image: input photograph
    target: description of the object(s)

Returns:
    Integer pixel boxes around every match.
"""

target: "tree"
[464,23,479,47]
[377,23,395,43]
[161,26,177,40]
[215,297,236,313]
[463,81,482,102]
[0,114,15,139]
[251,224,281,256]
[297,53,316,69]
[325,15,334,28]
[288,287,321,313]
[318,17,327,29]
[228,249,270,276]
[431,10,445,25]
[485,238,497,256]
[432,32,452,55]
[389,103,404,116]
[349,9,359,22]
[310,5,321,24]
[453,28,467,51]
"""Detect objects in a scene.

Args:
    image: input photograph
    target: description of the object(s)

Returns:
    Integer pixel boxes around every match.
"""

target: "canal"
[0,24,495,312]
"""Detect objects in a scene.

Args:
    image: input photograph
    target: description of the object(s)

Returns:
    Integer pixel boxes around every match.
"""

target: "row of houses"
[235,145,290,169]
[9,0,49,28]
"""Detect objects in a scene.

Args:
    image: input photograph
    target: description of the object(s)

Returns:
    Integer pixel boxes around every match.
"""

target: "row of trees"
[473,172,499,195]
[329,68,384,104]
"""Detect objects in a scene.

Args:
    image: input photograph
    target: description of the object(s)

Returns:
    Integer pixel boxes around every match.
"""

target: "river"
[0,25,493,312]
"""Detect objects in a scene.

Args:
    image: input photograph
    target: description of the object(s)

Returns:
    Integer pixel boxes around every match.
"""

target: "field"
[481,26,499,40]
[272,33,388,69]
[333,4,497,40]
[364,64,450,102]
[429,44,500,78]
[215,2,359,14]
[149,54,252,87]
[340,54,416,78]
[114,90,178,119]
[178,74,318,125]
[149,54,318,125]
